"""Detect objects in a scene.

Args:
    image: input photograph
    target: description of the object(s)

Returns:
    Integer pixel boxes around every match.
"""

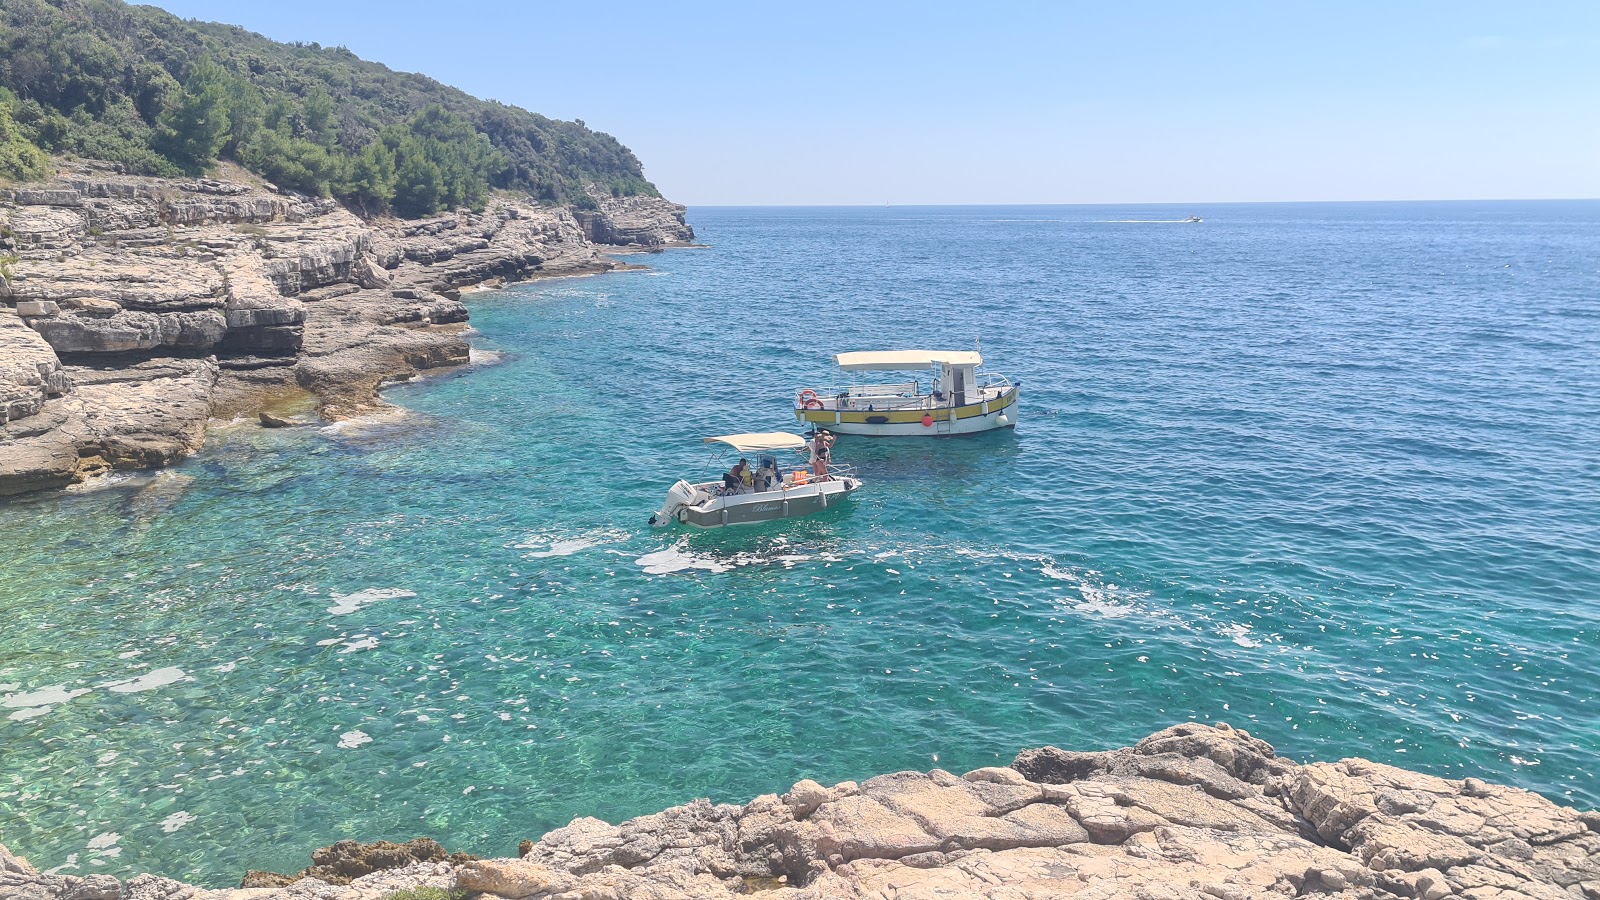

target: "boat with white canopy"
[649,432,861,528]
[793,350,1020,436]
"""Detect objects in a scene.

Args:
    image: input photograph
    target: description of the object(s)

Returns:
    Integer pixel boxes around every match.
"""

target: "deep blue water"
[2,202,1598,885]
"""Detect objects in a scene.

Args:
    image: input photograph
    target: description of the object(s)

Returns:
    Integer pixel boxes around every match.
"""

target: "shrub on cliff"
[0,89,51,182]
[0,0,658,208]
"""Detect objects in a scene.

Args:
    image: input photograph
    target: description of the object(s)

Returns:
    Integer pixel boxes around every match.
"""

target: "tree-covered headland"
[0,0,658,216]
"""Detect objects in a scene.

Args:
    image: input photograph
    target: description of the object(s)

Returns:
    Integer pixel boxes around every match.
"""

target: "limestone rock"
[455,858,571,898]
[0,160,690,496]
[574,186,696,247]
[240,838,474,887]
[9,724,1600,900]
[1,314,71,424]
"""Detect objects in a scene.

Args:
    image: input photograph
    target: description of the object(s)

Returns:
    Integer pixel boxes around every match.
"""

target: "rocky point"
[3,724,1598,900]
[0,162,694,496]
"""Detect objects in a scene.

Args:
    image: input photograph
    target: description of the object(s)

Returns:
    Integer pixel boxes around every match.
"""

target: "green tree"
[301,85,337,148]
[239,126,337,196]
[336,139,397,211]
[154,58,231,173]
[390,133,442,217]
[220,70,264,155]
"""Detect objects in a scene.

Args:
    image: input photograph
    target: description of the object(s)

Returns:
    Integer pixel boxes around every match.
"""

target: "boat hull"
[677,478,859,528]
[796,387,1019,436]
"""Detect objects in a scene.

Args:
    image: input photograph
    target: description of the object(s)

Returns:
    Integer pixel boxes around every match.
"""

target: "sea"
[2,201,1597,885]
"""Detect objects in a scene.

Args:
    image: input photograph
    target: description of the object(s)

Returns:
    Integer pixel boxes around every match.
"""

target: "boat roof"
[704,432,809,453]
[833,350,983,371]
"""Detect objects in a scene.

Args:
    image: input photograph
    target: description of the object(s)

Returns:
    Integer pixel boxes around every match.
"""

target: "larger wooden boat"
[793,350,1019,436]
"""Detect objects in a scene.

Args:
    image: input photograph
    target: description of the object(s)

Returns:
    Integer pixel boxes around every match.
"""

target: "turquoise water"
[2,202,1598,885]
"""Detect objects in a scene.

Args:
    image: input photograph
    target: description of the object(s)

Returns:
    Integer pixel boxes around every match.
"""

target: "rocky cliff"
[3,724,1598,900]
[0,161,694,496]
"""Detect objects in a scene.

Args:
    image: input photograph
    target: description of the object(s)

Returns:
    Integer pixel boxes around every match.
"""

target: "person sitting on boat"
[721,458,752,495]
[755,457,780,492]
[810,431,834,481]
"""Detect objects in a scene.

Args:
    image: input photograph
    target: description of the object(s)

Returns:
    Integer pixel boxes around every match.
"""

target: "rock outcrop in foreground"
[5,724,1599,900]
[0,162,694,496]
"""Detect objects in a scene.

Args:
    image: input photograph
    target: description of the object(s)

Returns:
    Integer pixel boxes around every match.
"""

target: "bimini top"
[833,350,983,371]
[704,432,809,453]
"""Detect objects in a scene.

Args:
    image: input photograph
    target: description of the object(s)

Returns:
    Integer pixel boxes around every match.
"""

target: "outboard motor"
[649,480,699,527]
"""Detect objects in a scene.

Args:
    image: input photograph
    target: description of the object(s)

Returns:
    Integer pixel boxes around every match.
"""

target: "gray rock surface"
[574,184,696,248]
[1,161,691,495]
[4,724,1597,900]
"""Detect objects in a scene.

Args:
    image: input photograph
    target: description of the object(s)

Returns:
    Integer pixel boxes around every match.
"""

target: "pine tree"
[153,58,231,173]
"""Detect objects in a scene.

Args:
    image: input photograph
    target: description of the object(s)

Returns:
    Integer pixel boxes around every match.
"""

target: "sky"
[144,1,1599,205]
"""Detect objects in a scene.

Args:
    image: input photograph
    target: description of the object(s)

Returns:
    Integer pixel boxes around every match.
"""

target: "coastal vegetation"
[0,0,657,212]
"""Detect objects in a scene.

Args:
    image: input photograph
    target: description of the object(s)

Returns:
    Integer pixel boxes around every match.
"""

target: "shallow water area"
[2,201,1599,886]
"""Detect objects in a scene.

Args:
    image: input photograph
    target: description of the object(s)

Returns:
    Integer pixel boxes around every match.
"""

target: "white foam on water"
[319,408,410,435]
[328,588,416,615]
[43,854,79,875]
[101,667,189,694]
[8,706,53,722]
[337,730,372,749]
[516,528,629,559]
[3,684,92,708]
[634,549,732,576]
[63,471,149,494]
[467,348,504,366]
[159,811,196,833]
[86,832,120,851]
[340,636,379,653]
[524,538,601,558]
[315,638,344,647]
[1219,623,1263,648]
[1075,598,1135,619]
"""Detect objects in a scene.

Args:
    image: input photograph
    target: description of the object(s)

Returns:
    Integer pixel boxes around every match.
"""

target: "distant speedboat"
[1183,215,1203,223]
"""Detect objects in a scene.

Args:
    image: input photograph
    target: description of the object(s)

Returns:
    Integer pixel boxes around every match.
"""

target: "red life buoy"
[799,389,823,410]
[921,414,934,427]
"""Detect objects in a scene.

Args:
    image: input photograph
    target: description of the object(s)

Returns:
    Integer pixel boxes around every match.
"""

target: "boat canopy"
[703,432,809,453]
[833,350,983,371]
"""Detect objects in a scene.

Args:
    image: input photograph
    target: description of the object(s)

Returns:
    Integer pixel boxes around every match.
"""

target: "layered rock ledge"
[4,723,1598,900]
[0,162,694,496]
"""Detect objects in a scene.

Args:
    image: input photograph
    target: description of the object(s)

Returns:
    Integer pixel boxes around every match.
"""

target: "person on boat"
[810,431,834,481]
[755,457,779,492]
[721,458,752,495]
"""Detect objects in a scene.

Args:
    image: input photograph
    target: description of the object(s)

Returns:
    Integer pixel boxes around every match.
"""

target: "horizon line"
[670,197,1600,208]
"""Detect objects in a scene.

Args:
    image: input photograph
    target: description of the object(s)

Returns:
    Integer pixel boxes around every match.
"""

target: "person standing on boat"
[810,431,834,481]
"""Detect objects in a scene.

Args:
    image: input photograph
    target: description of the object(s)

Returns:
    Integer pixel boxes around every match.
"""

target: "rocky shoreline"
[0,161,695,496]
[3,723,1598,899]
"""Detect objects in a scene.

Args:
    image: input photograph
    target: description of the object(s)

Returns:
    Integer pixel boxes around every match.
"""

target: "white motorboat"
[649,432,860,528]
[793,350,1020,437]
[1183,215,1203,223]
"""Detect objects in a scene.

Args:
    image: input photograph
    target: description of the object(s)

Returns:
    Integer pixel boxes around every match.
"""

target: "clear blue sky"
[146,1,1598,205]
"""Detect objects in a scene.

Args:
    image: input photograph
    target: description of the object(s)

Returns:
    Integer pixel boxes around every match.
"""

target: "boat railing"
[797,382,925,409]
[785,462,858,485]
